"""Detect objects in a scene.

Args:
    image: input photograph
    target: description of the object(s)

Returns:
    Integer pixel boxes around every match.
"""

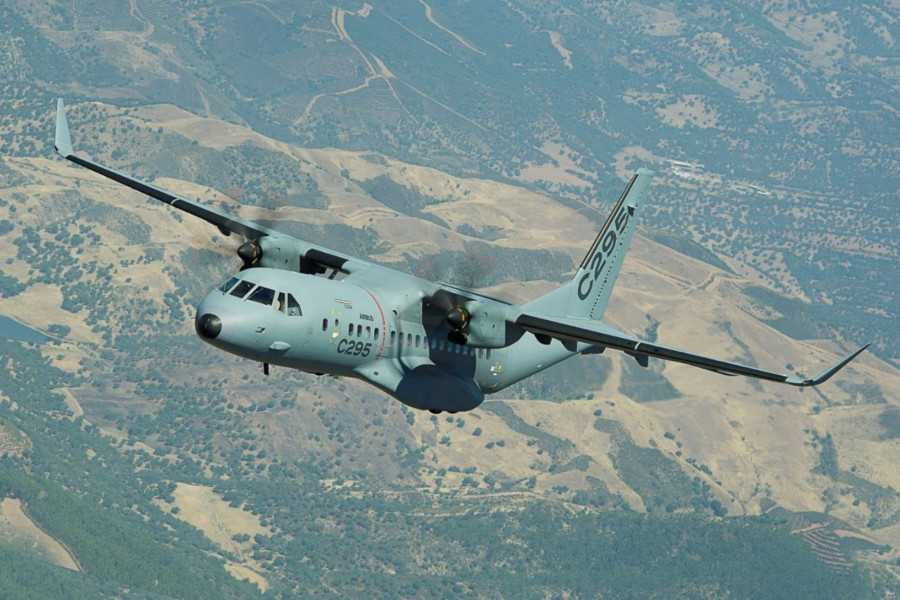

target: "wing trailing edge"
[54,98,276,241]
[51,99,512,306]
[515,312,868,388]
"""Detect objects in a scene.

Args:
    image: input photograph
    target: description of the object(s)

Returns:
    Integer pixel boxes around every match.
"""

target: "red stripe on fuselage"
[357,286,388,360]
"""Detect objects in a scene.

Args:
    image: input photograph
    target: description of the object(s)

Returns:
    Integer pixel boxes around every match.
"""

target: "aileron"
[516,312,867,388]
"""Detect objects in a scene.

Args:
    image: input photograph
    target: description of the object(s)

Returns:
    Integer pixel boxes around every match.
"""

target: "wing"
[54,99,509,310]
[54,99,407,278]
[55,100,279,242]
[516,312,868,387]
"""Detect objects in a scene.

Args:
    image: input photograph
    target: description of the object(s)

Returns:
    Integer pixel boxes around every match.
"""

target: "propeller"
[186,220,254,282]
[237,240,263,268]
[446,306,470,345]
[423,291,472,345]
[187,205,264,273]
[189,195,277,271]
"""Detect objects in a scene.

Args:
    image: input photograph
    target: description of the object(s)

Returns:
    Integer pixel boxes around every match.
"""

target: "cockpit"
[216,276,303,316]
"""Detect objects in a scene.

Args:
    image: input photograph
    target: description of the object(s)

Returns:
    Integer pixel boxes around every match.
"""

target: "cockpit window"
[229,280,255,299]
[286,293,302,316]
[217,276,240,294]
[247,286,276,306]
[276,292,286,314]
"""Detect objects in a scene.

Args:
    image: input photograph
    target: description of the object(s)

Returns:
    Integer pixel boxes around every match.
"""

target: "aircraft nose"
[196,313,222,340]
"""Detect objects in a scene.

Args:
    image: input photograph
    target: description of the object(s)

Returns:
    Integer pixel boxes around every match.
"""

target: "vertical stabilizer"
[525,169,653,320]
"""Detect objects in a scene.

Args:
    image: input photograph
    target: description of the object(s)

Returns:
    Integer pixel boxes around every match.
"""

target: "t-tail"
[525,169,654,320]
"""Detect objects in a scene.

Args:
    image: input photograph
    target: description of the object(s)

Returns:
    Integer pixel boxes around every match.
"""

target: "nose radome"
[196,313,222,340]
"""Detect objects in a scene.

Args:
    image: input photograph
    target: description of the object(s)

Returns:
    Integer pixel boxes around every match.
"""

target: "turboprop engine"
[445,300,522,348]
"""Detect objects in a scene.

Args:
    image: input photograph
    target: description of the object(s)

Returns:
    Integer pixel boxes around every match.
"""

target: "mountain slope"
[0,104,897,595]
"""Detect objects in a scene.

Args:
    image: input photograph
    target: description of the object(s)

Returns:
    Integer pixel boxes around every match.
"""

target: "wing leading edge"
[55,99,277,242]
[54,98,870,386]
[516,312,868,387]
[52,99,514,310]
[55,99,376,279]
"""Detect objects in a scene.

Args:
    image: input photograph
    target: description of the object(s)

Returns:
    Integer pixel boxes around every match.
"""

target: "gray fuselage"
[196,268,579,412]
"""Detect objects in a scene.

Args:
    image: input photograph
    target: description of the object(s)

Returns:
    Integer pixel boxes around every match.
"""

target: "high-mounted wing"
[53,99,512,312]
[54,99,404,279]
[516,312,868,387]
[55,99,277,242]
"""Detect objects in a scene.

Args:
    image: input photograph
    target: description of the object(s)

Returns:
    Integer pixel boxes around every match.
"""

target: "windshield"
[218,277,302,315]
[247,285,276,306]
[216,276,240,294]
[228,280,255,299]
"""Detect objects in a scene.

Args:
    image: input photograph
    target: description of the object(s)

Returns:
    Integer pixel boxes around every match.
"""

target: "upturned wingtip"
[54,98,74,158]
[787,344,870,387]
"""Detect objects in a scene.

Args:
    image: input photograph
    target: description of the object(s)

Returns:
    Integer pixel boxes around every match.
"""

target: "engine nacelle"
[461,301,523,349]
[256,235,304,271]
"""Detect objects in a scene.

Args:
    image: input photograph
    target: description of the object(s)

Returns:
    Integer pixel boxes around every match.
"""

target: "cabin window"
[486,349,491,360]
[478,348,483,358]
[349,323,355,336]
[322,318,328,331]
[374,328,380,340]
[286,294,302,316]
[247,286,276,306]
[229,280,255,299]
[407,333,412,346]
[430,338,436,350]
[217,277,240,294]
[415,334,420,347]
[366,326,372,339]
[390,331,396,344]
[358,325,364,338]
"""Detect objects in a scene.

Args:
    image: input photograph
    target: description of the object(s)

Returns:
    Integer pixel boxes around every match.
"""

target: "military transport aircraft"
[54,99,868,414]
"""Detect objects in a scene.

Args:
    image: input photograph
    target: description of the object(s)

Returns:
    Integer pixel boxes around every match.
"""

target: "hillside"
[0,104,897,596]
[1,0,895,363]
[0,0,898,596]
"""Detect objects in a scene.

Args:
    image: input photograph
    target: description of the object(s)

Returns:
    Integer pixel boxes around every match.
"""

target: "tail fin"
[525,169,654,320]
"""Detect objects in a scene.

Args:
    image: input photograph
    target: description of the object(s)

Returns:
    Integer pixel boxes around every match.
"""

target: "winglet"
[55,98,74,158]
[786,344,870,387]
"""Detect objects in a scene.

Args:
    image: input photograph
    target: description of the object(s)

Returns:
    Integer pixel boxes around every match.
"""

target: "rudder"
[525,169,654,320]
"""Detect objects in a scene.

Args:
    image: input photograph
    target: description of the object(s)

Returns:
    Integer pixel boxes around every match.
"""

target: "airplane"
[53,99,868,414]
